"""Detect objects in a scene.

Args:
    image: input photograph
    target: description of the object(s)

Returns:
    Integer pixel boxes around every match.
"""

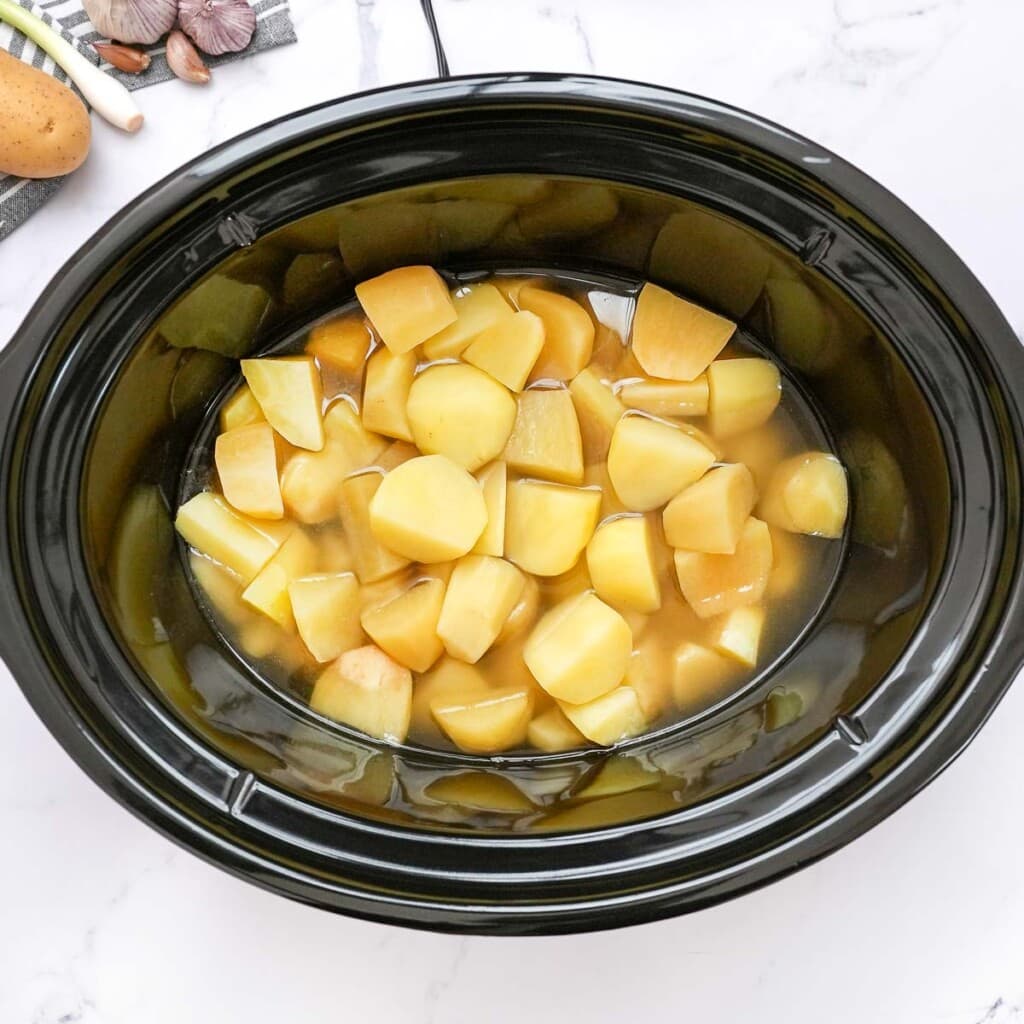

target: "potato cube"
[559,686,646,745]
[219,384,264,433]
[568,367,625,463]
[338,472,411,583]
[758,451,848,538]
[671,642,736,708]
[215,422,283,520]
[280,453,343,525]
[495,574,540,645]
[241,356,325,451]
[407,363,517,471]
[708,606,765,667]
[517,183,619,241]
[361,347,415,441]
[431,684,534,754]
[355,266,456,354]
[289,573,363,662]
[582,461,629,518]
[720,422,790,491]
[505,479,601,576]
[663,463,756,553]
[577,755,662,798]
[368,454,487,564]
[190,552,252,628]
[306,315,372,375]
[607,414,716,511]
[493,276,546,307]
[631,282,735,382]
[517,288,595,381]
[524,592,632,703]
[430,198,515,252]
[503,387,584,485]
[765,527,806,598]
[527,705,586,752]
[619,375,709,418]
[361,577,445,672]
[437,555,525,663]
[472,461,506,556]
[586,516,661,613]
[674,516,773,619]
[463,310,545,391]
[322,400,385,464]
[241,530,318,627]
[314,528,354,573]
[421,283,514,360]
[424,772,535,814]
[707,358,781,438]
[310,645,413,742]
[238,619,282,659]
[412,657,490,744]
[624,639,671,719]
[176,492,279,582]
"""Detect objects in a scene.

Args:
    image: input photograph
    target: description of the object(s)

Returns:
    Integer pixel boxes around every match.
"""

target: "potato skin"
[0,50,90,178]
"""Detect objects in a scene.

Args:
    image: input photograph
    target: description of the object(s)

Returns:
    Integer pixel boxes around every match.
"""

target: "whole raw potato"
[0,51,91,178]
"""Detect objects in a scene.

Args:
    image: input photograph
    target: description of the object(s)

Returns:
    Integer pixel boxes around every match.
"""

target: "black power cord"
[419,0,451,79]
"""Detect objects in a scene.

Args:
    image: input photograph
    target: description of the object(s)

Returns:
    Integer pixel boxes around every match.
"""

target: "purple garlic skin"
[178,0,257,55]
[83,0,177,44]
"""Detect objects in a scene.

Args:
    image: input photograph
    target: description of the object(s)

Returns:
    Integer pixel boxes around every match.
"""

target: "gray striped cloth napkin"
[0,0,295,243]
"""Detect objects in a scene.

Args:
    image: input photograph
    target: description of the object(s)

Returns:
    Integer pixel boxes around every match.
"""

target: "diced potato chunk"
[765,526,806,598]
[524,592,632,703]
[662,463,756,553]
[306,315,372,375]
[219,385,264,432]
[241,356,325,451]
[421,283,514,360]
[607,414,716,511]
[559,686,646,745]
[412,657,490,744]
[407,363,517,471]
[431,684,534,754]
[619,375,709,418]
[586,516,661,613]
[176,492,279,582]
[493,276,546,307]
[518,288,595,381]
[368,454,487,563]
[582,461,629,519]
[437,555,525,663]
[720,422,790,491]
[338,472,411,583]
[674,516,773,619]
[527,705,586,752]
[707,358,781,438]
[517,183,619,241]
[505,479,601,576]
[463,310,545,391]
[472,461,506,556]
[190,552,251,627]
[311,645,413,742]
[495,574,540,645]
[624,639,671,719]
[708,605,766,667]
[361,577,445,672]
[314,528,354,573]
[631,282,735,381]
[241,530,318,627]
[671,642,735,708]
[569,367,625,463]
[758,451,848,538]
[238,619,281,659]
[361,347,415,441]
[355,266,456,354]
[375,440,419,471]
[503,387,584,485]
[425,772,534,813]
[323,400,388,467]
[215,422,283,520]
[289,573,363,662]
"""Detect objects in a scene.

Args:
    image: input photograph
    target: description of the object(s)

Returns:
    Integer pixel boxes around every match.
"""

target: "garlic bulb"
[82,0,176,44]
[178,0,256,56]
[166,29,210,83]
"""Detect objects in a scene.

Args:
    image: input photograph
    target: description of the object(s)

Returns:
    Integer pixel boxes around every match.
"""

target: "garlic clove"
[178,0,257,56]
[82,0,177,45]
[92,41,151,73]
[166,29,211,84]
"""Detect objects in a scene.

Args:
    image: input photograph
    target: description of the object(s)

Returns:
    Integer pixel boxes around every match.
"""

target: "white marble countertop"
[2,1,1023,1021]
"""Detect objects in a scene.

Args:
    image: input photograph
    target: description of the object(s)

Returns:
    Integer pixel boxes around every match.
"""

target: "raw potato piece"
[619,376,709,418]
[674,516,773,619]
[517,183,619,241]
[311,645,413,742]
[524,592,632,703]
[624,640,672,719]
[323,400,388,466]
[338,472,412,583]
[421,283,514,360]
[631,282,735,382]
[362,348,415,441]
[289,573,363,662]
[707,358,781,438]
[191,553,251,628]
[607,415,716,511]
[473,462,507,556]
[583,461,629,519]
[463,311,545,391]
[176,492,279,582]
[569,368,625,463]
[708,606,766,667]
[375,440,419,471]
[505,480,601,576]
[361,577,445,672]
[503,387,584,485]
[215,422,283,519]
[765,527,806,598]
[355,266,456,354]
[412,657,490,744]
[437,555,525,663]
[407,363,517,471]
[672,642,735,708]
[559,686,646,746]
[518,288,595,381]
[431,685,534,754]
[241,530,318,627]
[586,516,661,613]
[758,452,848,538]
[219,385,264,432]
[527,705,586,752]
[495,574,541,645]
[663,463,756,554]
[306,316,372,375]
[241,356,325,451]
[369,454,487,562]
